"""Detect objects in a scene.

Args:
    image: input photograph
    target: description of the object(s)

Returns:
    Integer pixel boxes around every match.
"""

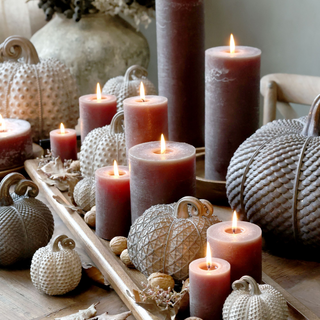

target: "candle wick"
[207,263,211,270]
[141,98,145,102]
[232,228,236,234]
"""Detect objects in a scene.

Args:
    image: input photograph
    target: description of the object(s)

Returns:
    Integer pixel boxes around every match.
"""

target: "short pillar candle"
[207,218,262,284]
[50,123,77,161]
[95,163,131,240]
[189,250,230,320]
[123,85,168,154]
[129,137,196,223]
[79,84,117,141]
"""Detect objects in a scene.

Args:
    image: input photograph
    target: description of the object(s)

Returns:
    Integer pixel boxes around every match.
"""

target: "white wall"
[140,0,320,119]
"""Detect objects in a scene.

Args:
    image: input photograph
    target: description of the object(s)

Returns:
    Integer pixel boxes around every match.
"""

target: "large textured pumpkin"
[227,94,320,248]
[79,110,126,178]
[127,196,221,281]
[0,36,78,141]
[223,276,288,320]
[0,173,54,266]
[102,65,156,110]
[73,177,96,212]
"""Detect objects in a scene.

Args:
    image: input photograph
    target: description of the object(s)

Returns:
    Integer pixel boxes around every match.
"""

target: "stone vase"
[30,13,150,96]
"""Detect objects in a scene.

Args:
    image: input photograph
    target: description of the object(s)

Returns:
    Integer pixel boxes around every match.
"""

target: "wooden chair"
[260,73,320,125]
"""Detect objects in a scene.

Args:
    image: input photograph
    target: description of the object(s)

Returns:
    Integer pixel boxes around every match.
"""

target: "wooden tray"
[25,159,320,320]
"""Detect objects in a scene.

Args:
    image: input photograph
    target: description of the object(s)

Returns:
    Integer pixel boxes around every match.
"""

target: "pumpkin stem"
[123,65,148,83]
[0,172,25,206]
[199,199,214,217]
[0,36,40,64]
[52,235,76,252]
[302,94,320,137]
[15,180,39,198]
[232,275,262,295]
[174,196,205,219]
[110,110,124,134]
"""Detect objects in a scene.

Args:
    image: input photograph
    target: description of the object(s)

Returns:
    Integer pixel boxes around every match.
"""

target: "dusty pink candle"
[0,117,33,170]
[95,165,131,240]
[50,125,77,161]
[207,221,262,283]
[205,45,261,181]
[129,140,195,222]
[189,257,230,320]
[79,93,117,141]
[123,95,168,153]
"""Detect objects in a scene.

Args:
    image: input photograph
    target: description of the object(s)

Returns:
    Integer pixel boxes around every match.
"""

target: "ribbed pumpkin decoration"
[227,94,320,249]
[102,65,156,110]
[79,110,126,178]
[30,234,82,295]
[223,276,288,320]
[0,172,54,266]
[127,196,221,281]
[73,177,96,212]
[0,36,78,141]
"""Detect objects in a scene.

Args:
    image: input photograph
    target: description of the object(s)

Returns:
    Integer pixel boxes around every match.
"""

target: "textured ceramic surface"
[127,196,221,281]
[0,172,54,266]
[223,276,288,320]
[0,36,78,141]
[74,177,96,212]
[227,94,320,248]
[30,234,82,295]
[31,14,150,96]
[80,110,126,178]
[102,65,156,111]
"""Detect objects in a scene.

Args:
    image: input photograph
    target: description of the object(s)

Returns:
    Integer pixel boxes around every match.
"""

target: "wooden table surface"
[0,191,135,320]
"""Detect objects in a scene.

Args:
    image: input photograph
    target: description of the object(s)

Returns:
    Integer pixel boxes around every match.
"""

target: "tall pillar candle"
[207,220,262,284]
[189,257,230,320]
[123,95,168,153]
[129,140,196,222]
[79,87,117,141]
[205,41,261,181]
[50,124,77,161]
[156,0,204,147]
[95,164,131,240]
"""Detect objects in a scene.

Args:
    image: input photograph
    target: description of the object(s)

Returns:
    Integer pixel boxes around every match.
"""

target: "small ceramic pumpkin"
[74,177,96,212]
[0,172,54,266]
[223,276,288,320]
[79,110,126,178]
[127,196,221,281]
[0,36,78,141]
[102,65,157,110]
[30,234,82,295]
[227,94,320,249]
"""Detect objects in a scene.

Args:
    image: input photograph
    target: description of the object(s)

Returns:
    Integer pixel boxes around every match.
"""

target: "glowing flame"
[230,34,235,53]
[232,211,238,234]
[140,82,146,102]
[0,114,6,131]
[60,123,65,134]
[206,242,212,270]
[96,83,102,102]
[160,134,166,154]
[113,160,119,178]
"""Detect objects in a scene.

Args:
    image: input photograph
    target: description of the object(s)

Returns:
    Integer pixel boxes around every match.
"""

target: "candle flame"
[140,82,146,102]
[206,242,212,270]
[96,83,102,102]
[160,134,166,154]
[232,211,238,234]
[60,123,65,134]
[230,34,235,53]
[113,160,119,178]
[0,114,6,131]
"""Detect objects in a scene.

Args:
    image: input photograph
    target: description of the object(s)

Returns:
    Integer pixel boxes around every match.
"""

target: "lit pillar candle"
[207,212,262,284]
[123,82,168,154]
[129,135,196,223]
[189,243,231,320]
[95,161,131,240]
[0,115,33,170]
[79,83,117,141]
[50,123,77,161]
[205,34,261,181]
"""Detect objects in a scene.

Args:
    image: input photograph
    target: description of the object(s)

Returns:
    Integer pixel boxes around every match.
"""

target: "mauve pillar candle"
[156,0,204,147]
[205,44,261,181]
